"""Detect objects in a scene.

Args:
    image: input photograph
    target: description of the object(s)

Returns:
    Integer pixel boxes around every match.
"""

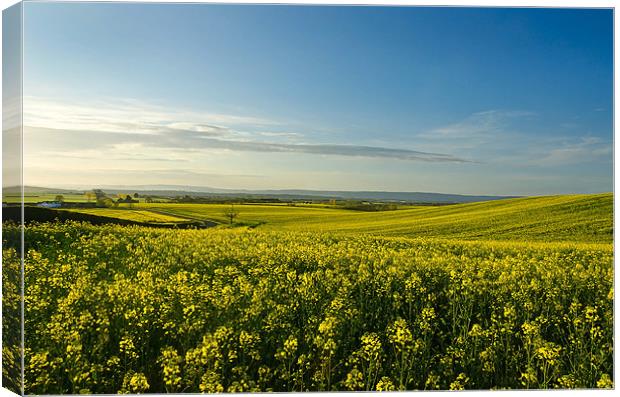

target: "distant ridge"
[4,185,519,204]
[3,185,80,194]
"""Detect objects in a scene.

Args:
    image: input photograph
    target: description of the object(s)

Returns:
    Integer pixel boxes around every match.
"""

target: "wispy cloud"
[421,110,535,140]
[23,96,278,136]
[414,109,612,168]
[78,168,264,179]
[409,110,538,157]
[23,97,470,163]
[26,125,471,164]
[23,166,266,189]
[531,136,612,166]
[257,131,304,138]
[182,140,470,163]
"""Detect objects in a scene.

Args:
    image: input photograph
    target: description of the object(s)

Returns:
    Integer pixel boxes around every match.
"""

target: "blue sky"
[21,3,613,195]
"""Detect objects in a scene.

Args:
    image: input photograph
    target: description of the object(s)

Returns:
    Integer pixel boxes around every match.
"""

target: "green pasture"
[131,193,612,243]
[63,208,189,223]
[19,192,611,243]
[2,193,89,203]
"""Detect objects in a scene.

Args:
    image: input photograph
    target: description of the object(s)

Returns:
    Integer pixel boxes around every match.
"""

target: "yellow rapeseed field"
[1,194,613,393]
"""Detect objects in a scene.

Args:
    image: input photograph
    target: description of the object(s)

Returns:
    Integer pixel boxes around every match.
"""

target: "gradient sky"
[21,3,613,195]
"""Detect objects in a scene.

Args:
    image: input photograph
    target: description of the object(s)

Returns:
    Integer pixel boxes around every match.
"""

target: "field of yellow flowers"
[2,218,613,393]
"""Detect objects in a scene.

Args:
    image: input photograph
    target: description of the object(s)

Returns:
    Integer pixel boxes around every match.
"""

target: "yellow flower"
[376,377,396,391]
[596,374,613,389]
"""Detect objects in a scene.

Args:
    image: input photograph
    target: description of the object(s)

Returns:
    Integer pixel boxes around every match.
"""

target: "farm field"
[2,214,613,393]
[135,193,612,243]
[1,192,614,393]
[4,4,613,395]
[3,193,89,203]
[64,208,189,224]
[13,192,612,243]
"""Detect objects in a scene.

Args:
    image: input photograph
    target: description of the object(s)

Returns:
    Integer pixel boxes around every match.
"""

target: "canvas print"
[1,2,614,394]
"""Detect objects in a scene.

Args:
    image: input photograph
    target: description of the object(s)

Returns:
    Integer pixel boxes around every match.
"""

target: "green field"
[13,192,613,243]
[133,193,612,243]
[2,192,613,393]
[3,193,90,203]
[65,208,189,223]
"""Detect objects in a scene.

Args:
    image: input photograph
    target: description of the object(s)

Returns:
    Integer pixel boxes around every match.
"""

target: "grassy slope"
[65,208,189,223]
[135,193,612,243]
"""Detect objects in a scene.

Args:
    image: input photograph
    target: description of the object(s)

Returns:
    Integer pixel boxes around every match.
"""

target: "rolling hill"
[135,193,613,243]
[6,185,516,204]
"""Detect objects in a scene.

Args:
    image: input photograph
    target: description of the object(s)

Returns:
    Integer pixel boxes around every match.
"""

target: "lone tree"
[99,197,115,208]
[126,195,136,209]
[54,195,64,203]
[223,204,239,225]
[85,191,96,203]
[93,190,112,208]
[93,189,106,199]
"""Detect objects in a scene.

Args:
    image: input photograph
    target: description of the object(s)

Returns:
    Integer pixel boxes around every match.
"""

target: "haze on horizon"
[16,4,613,196]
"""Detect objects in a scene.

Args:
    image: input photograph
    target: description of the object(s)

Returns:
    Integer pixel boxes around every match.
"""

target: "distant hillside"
[140,193,612,243]
[3,185,80,195]
[39,184,517,204]
[253,189,518,203]
[280,192,613,243]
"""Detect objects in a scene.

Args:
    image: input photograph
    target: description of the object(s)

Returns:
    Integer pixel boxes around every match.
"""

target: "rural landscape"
[2,3,614,395]
[1,186,614,392]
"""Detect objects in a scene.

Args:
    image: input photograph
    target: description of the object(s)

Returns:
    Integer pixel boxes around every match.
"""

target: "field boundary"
[2,206,216,229]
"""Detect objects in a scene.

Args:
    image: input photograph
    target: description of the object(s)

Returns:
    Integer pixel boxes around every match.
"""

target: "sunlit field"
[2,193,613,392]
[134,193,612,243]
[3,193,89,203]
[66,209,188,224]
[3,2,613,394]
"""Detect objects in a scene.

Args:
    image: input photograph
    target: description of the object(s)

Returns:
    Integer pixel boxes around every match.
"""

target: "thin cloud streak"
[23,166,267,189]
[413,109,611,167]
[187,139,472,163]
[23,96,279,136]
[26,126,472,163]
[22,97,472,163]
[530,136,612,166]
[421,110,536,140]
